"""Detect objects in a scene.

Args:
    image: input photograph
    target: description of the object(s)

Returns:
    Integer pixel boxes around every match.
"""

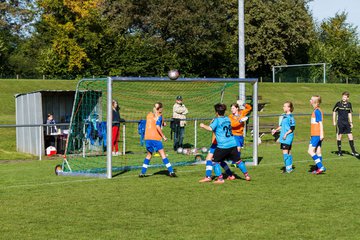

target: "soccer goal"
[57,76,259,178]
[272,63,326,83]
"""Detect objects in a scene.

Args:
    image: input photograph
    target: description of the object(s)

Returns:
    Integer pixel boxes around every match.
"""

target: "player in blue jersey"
[198,122,234,183]
[199,103,250,184]
[272,101,295,173]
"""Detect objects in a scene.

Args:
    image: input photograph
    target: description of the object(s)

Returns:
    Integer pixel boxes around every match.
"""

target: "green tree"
[35,0,104,78]
[0,0,36,35]
[0,0,37,77]
[309,12,360,82]
[99,0,235,77]
[8,0,318,79]
[244,0,315,77]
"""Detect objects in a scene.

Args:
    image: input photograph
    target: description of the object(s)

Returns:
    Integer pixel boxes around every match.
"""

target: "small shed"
[15,90,76,156]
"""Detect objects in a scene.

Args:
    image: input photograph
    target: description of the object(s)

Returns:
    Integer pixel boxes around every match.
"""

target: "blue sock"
[237,160,248,175]
[287,155,293,171]
[220,161,233,176]
[312,155,323,169]
[214,163,222,177]
[162,158,174,173]
[283,153,289,169]
[141,158,150,174]
[319,155,323,162]
[205,160,213,178]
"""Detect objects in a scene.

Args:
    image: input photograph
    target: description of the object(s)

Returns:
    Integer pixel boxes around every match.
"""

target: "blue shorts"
[234,136,244,147]
[145,140,163,153]
[209,143,217,154]
[309,136,322,148]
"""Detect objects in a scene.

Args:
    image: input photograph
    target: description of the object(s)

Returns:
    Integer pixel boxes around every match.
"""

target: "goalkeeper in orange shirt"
[228,100,252,164]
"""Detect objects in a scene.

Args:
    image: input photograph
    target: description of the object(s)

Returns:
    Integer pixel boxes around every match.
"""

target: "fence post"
[39,125,42,160]
[194,119,197,149]
[122,123,126,155]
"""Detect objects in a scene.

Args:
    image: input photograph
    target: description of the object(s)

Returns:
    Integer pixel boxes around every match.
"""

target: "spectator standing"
[172,96,188,150]
[112,100,121,156]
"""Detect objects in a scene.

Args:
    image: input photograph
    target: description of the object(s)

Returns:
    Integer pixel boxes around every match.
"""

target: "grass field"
[1,79,360,239]
[1,144,360,239]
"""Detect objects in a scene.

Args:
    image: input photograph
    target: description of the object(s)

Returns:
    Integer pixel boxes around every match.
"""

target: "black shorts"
[280,143,292,150]
[213,147,239,163]
[337,122,352,134]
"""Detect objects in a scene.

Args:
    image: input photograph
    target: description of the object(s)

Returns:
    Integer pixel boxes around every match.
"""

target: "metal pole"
[106,77,113,179]
[323,63,326,83]
[238,0,246,101]
[122,123,126,155]
[272,66,275,83]
[194,119,197,149]
[39,125,42,160]
[252,80,259,165]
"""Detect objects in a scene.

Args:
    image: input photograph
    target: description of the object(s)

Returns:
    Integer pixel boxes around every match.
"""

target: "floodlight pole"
[238,0,246,101]
[272,66,275,83]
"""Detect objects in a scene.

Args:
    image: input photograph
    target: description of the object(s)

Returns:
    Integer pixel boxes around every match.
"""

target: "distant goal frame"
[272,63,327,83]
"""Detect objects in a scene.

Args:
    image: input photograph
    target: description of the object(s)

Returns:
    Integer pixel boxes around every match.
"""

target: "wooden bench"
[246,95,263,101]
[246,95,270,112]
[247,123,279,143]
[247,123,276,135]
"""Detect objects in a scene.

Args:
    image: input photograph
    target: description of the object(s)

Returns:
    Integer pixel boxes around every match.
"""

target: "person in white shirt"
[172,96,188,150]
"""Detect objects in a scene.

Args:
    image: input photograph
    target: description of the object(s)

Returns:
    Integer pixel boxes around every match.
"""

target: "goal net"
[57,77,259,178]
[273,63,326,83]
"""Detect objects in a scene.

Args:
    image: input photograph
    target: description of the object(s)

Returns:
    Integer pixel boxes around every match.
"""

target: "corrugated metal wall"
[16,92,43,155]
[15,91,75,156]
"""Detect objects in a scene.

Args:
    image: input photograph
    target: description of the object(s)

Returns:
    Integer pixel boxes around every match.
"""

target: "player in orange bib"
[139,102,176,177]
[308,95,326,174]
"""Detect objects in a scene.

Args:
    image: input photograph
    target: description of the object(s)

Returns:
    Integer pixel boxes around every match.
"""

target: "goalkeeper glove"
[240,117,248,122]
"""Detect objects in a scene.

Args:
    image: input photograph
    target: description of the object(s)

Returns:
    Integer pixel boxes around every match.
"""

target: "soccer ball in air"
[168,69,180,80]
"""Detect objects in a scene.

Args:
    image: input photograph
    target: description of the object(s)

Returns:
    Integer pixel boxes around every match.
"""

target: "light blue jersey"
[279,113,295,145]
[209,116,237,149]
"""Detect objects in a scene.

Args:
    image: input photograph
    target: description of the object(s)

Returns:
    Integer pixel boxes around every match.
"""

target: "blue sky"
[308,0,360,35]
